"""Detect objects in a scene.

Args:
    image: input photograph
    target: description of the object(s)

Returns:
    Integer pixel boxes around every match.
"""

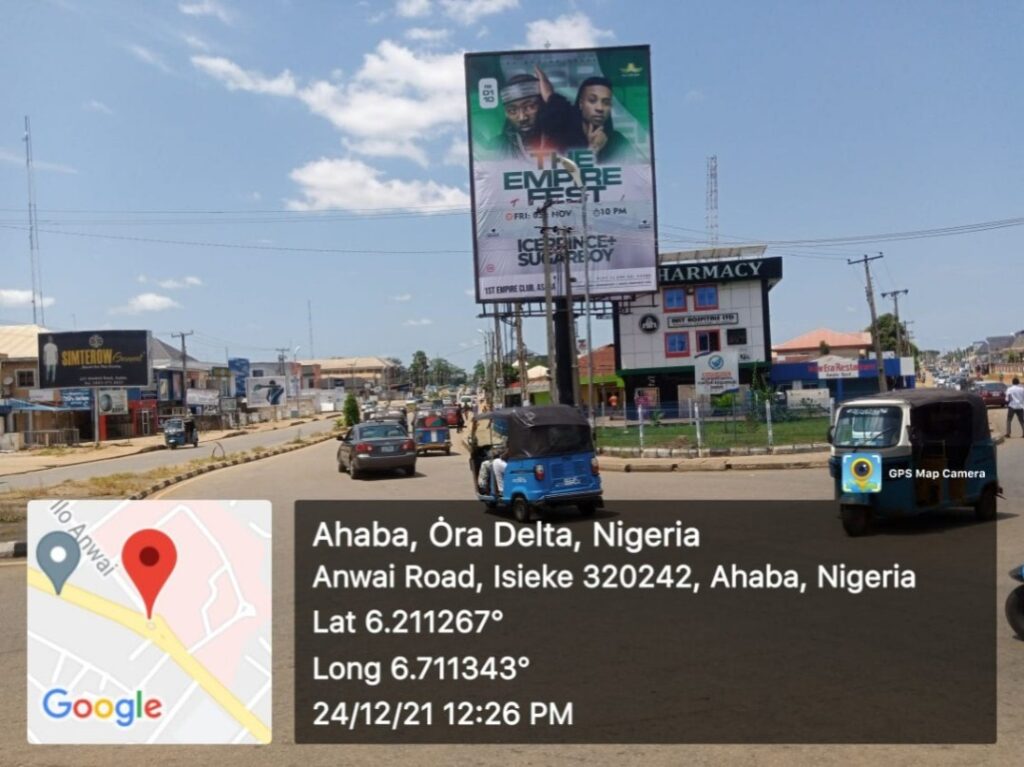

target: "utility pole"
[24,116,44,325]
[515,304,529,406]
[881,288,909,357]
[537,201,557,404]
[493,313,503,407]
[172,331,194,413]
[847,254,887,392]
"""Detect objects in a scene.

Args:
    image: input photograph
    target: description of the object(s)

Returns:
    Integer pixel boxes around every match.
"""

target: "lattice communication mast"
[705,154,719,246]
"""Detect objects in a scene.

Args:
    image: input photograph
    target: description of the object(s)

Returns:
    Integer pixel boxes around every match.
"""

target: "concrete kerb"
[0,431,342,555]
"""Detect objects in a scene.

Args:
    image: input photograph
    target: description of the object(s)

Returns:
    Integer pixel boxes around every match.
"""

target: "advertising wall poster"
[229,358,250,398]
[246,376,287,408]
[465,45,657,302]
[37,331,151,388]
[96,389,128,415]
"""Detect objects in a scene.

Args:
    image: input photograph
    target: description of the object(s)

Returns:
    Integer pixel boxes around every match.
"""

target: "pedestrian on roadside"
[1007,377,1024,437]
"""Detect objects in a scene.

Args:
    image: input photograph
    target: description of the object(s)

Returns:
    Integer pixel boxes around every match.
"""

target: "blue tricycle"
[469,405,603,523]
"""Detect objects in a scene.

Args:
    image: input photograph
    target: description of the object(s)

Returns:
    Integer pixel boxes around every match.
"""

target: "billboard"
[465,45,657,302]
[246,376,287,408]
[97,388,128,415]
[37,331,151,388]
[229,358,250,398]
[695,351,740,396]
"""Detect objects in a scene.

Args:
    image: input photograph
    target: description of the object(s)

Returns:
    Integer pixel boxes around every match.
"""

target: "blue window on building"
[665,332,690,358]
[694,285,718,310]
[663,287,687,312]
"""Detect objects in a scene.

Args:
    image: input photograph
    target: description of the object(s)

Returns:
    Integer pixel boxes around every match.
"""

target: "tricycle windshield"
[165,418,184,432]
[833,406,903,448]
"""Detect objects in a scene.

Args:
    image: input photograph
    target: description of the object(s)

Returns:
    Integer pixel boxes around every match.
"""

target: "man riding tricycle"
[469,405,603,523]
[163,417,199,449]
[827,390,1000,536]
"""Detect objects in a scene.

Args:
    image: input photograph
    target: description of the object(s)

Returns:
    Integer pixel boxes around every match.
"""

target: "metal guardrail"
[22,428,80,447]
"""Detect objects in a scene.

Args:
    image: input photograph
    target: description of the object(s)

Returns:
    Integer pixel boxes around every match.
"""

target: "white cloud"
[110,293,182,314]
[0,149,77,174]
[191,56,297,95]
[441,0,517,25]
[127,44,174,74]
[137,275,148,284]
[396,0,432,17]
[685,89,704,103]
[525,12,614,49]
[183,34,210,51]
[403,318,433,326]
[285,157,469,212]
[249,191,262,201]
[0,290,55,309]
[84,99,113,114]
[193,42,465,165]
[155,276,203,289]
[443,137,469,167]
[464,288,475,297]
[391,294,413,302]
[405,27,450,43]
[178,0,232,24]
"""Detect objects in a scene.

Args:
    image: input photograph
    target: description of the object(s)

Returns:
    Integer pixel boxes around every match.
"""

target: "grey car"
[337,421,417,479]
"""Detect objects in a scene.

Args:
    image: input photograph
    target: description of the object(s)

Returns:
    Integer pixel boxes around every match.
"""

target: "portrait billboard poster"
[37,331,151,388]
[465,45,658,302]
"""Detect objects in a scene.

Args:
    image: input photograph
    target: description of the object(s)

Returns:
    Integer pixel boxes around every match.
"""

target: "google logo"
[42,688,163,727]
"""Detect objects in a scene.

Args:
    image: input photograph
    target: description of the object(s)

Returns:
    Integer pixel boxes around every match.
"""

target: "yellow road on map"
[28,567,271,744]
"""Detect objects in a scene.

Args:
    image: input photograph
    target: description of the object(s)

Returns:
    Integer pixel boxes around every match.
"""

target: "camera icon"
[842,453,882,493]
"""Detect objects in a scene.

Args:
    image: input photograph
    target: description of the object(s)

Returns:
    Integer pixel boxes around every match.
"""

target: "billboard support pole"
[92,386,99,446]
[561,227,580,407]
[537,202,557,405]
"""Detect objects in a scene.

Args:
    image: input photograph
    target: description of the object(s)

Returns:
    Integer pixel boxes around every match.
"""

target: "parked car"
[972,381,1008,408]
[336,421,417,479]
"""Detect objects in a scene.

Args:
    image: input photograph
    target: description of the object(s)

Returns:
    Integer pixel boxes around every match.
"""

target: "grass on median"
[595,416,830,449]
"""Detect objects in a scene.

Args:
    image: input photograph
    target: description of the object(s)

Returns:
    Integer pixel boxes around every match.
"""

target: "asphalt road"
[2,437,1022,766]
[0,418,338,490]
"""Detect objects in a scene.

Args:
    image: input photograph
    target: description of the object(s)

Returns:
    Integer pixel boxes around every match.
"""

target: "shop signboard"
[666,312,739,329]
[37,331,151,388]
[60,388,93,410]
[695,351,740,396]
[815,355,861,380]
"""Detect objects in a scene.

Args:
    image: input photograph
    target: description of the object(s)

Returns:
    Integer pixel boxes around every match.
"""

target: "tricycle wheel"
[445,446,451,456]
[1006,585,1024,638]
[975,485,997,522]
[350,465,361,480]
[169,443,177,450]
[840,505,870,537]
[579,502,597,517]
[512,497,531,524]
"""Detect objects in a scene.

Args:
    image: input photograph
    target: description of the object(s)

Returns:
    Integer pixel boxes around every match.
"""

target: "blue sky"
[1,0,1021,368]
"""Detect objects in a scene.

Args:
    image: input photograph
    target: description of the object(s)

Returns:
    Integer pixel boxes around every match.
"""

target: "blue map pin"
[36,531,81,595]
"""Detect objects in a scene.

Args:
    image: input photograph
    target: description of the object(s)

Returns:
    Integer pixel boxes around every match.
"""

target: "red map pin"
[122,529,177,619]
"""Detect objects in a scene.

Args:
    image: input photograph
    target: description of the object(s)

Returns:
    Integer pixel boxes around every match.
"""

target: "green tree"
[868,313,918,357]
[343,394,360,428]
[818,340,831,355]
[409,350,429,388]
